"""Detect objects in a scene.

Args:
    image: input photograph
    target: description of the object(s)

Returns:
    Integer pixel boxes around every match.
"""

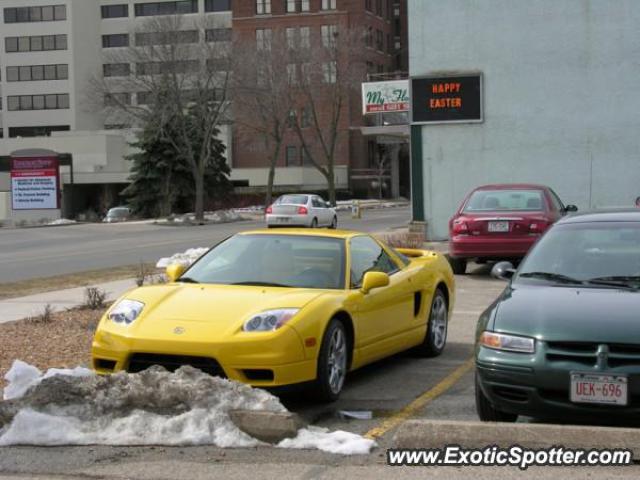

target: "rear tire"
[311,218,318,228]
[448,256,467,275]
[330,216,338,229]
[475,373,518,422]
[311,319,348,403]
[418,289,448,357]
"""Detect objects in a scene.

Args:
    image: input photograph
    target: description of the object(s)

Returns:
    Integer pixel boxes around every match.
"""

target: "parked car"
[448,184,577,274]
[265,194,337,228]
[475,210,640,421]
[103,206,132,223]
[92,229,455,401]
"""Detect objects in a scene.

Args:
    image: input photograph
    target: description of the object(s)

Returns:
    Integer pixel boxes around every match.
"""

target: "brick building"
[231,0,407,196]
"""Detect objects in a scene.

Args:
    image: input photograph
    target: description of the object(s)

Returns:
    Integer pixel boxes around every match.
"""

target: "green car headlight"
[480,331,535,353]
[243,309,299,332]
[108,299,145,325]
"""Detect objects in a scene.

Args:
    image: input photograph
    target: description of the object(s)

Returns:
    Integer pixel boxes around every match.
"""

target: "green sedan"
[475,210,640,421]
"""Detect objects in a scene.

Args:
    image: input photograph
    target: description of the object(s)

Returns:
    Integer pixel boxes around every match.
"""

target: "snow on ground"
[48,218,77,225]
[156,247,209,268]
[0,361,376,454]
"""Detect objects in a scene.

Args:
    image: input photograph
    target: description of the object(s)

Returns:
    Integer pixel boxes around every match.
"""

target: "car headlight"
[108,299,145,325]
[480,331,535,353]
[243,308,299,332]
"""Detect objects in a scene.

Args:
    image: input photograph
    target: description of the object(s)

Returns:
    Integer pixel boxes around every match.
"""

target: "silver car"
[265,194,337,228]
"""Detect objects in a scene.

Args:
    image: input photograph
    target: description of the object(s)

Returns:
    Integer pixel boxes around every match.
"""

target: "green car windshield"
[517,222,640,285]
[181,234,346,289]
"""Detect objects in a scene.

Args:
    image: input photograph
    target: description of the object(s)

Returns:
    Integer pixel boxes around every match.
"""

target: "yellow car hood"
[112,283,327,339]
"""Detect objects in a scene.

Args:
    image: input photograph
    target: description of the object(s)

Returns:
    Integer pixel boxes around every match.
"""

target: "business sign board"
[362,80,410,114]
[11,156,60,210]
[411,73,483,124]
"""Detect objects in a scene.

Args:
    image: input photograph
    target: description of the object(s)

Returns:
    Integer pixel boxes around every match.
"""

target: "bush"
[84,287,107,310]
[28,304,54,325]
[377,232,425,249]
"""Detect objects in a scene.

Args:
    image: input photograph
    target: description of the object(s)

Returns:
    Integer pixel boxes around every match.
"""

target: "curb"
[393,419,640,457]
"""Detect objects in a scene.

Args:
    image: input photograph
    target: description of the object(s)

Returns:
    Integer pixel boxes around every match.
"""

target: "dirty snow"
[278,427,376,455]
[3,360,92,401]
[48,218,77,225]
[0,362,375,454]
[156,247,208,268]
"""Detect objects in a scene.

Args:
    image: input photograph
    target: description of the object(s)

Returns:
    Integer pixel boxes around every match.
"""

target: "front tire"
[475,373,518,422]
[418,289,448,357]
[312,319,348,402]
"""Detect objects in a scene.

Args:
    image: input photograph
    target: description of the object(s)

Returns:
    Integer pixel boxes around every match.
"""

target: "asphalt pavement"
[0,208,410,283]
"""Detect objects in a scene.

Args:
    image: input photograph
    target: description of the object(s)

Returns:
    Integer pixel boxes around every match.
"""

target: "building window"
[4,5,66,23]
[322,0,336,10]
[134,1,198,17]
[322,61,336,83]
[287,0,309,13]
[365,27,373,48]
[300,27,310,49]
[136,30,199,45]
[375,0,382,16]
[102,34,130,48]
[7,94,70,111]
[8,125,69,138]
[256,0,271,14]
[286,0,296,13]
[286,146,298,166]
[300,62,311,83]
[206,28,232,42]
[301,147,312,165]
[321,24,337,48]
[5,35,67,52]
[103,63,130,77]
[286,64,297,85]
[256,28,272,50]
[6,64,68,82]
[205,0,231,11]
[301,0,310,11]
[375,29,383,51]
[365,0,372,12]
[101,4,128,18]
[105,92,132,107]
[301,107,311,128]
[137,60,199,75]
[286,28,297,49]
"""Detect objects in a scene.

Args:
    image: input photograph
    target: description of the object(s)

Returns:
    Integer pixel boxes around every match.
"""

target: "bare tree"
[232,34,294,207]
[286,27,367,206]
[88,15,232,220]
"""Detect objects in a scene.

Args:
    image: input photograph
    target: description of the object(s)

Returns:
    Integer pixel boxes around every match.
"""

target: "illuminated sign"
[362,80,410,115]
[411,74,483,124]
[11,156,60,210]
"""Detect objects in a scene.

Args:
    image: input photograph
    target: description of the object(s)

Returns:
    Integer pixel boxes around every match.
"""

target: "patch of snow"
[48,218,76,225]
[0,362,375,455]
[156,247,208,268]
[3,360,92,401]
[278,426,376,455]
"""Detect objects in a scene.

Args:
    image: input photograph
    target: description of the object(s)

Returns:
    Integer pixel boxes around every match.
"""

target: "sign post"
[10,156,60,210]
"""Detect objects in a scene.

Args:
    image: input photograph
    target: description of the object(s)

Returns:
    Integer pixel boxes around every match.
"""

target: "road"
[3,266,638,478]
[0,208,410,283]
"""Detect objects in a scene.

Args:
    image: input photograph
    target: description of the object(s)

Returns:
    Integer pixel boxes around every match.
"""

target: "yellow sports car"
[92,229,455,401]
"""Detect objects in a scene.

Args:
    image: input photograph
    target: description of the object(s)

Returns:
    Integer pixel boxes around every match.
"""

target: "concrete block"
[394,420,640,457]
[229,409,305,444]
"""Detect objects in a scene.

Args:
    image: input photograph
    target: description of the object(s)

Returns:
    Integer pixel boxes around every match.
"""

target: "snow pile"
[156,247,208,268]
[0,361,376,455]
[48,218,77,225]
[0,361,284,447]
[278,427,375,455]
[3,360,92,401]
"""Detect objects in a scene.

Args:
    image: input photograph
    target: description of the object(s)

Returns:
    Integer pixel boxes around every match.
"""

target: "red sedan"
[448,184,577,274]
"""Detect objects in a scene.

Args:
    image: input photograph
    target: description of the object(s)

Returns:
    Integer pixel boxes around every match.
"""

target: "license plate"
[276,217,290,223]
[570,372,628,406]
[488,221,509,232]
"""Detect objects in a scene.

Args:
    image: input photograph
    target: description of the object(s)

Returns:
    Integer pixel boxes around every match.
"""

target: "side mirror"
[563,204,578,213]
[491,261,516,280]
[166,263,187,283]
[361,271,390,294]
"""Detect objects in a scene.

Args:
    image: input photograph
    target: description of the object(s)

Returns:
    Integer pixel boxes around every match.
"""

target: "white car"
[265,194,337,228]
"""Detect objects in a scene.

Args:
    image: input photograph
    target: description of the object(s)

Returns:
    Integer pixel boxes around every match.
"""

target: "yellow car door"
[347,236,415,366]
